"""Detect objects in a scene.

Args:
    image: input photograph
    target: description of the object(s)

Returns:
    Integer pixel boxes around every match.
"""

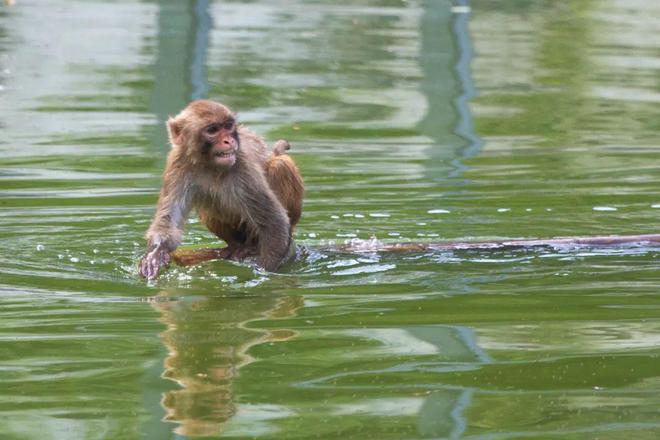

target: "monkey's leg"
[265,154,304,228]
[198,211,247,259]
[214,233,247,260]
[231,245,259,261]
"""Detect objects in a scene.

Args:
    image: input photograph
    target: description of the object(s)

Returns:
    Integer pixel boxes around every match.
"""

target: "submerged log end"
[339,234,660,253]
[169,234,660,267]
[170,247,228,267]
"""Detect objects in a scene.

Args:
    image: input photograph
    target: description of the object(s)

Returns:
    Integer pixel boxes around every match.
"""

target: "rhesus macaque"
[139,100,304,279]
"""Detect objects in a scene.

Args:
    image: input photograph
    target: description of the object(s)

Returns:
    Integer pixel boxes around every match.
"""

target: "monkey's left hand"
[139,245,170,279]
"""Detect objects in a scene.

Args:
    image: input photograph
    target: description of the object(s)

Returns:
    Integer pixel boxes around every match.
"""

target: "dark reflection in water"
[153,293,302,437]
[418,0,481,178]
[149,0,212,150]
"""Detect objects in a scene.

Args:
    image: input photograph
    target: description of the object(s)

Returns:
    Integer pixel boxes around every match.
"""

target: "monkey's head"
[167,100,240,169]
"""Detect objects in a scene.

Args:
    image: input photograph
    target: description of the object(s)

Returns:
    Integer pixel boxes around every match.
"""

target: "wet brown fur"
[140,100,303,278]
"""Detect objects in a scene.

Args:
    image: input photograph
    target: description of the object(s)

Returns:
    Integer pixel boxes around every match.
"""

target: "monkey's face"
[168,100,241,169]
[202,117,239,168]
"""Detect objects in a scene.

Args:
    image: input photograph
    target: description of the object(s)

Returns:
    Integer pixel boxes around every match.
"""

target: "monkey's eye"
[205,124,221,135]
[223,120,235,130]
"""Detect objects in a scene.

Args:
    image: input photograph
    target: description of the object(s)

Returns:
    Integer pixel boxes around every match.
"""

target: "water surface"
[1,1,659,439]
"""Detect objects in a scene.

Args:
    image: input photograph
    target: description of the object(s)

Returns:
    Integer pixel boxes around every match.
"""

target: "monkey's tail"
[272,139,291,156]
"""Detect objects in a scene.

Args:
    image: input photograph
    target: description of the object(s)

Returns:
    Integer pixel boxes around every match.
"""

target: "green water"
[1,1,659,439]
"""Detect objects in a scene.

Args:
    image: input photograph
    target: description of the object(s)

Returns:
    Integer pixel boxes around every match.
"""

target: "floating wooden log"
[170,233,660,267]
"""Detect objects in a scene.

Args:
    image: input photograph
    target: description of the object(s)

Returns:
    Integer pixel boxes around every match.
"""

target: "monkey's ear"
[167,117,183,146]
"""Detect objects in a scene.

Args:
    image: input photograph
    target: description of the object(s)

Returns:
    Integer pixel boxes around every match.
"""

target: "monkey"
[139,100,304,280]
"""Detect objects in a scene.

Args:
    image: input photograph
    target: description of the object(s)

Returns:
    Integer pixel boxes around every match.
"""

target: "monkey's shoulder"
[238,126,269,155]
[237,126,267,147]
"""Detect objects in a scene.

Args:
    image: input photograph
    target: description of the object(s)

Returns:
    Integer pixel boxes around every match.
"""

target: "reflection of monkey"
[140,100,304,279]
[152,292,302,437]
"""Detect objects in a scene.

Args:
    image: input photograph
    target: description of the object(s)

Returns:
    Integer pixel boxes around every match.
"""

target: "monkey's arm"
[140,168,192,279]
[240,174,292,271]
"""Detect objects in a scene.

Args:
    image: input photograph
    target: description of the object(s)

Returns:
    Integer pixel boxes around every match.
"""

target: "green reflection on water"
[0,0,659,439]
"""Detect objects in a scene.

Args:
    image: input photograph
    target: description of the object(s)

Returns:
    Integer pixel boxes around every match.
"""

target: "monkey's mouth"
[212,150,237,166]
[214,151,235,158]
